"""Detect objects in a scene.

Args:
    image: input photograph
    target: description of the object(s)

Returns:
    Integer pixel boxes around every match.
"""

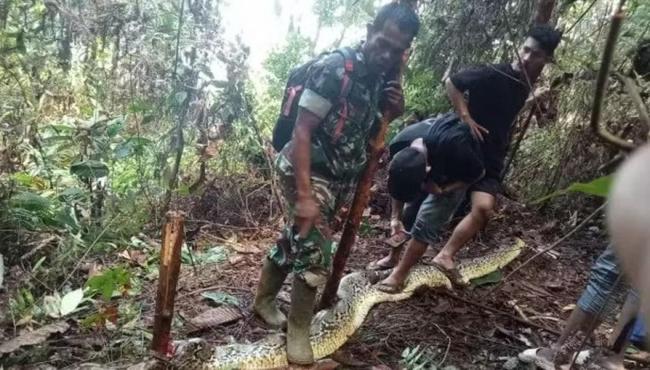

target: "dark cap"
[388,147,427,202]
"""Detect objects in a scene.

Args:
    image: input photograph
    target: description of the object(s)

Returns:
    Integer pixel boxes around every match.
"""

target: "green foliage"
[404,69,450,117]
[86,267,132,301]
[532,175,612,204]
[263,33,313,100]
[470,270,503,287]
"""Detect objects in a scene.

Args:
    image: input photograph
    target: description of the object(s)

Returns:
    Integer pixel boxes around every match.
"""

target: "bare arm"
[445,77,470,121]
[291,108,322,236]
[445,77,489,141]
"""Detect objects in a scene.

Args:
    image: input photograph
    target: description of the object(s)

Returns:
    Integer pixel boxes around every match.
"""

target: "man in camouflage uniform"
[253,3,419,365]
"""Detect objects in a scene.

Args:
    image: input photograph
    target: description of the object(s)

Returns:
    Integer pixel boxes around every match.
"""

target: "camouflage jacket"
[279,46,383,182]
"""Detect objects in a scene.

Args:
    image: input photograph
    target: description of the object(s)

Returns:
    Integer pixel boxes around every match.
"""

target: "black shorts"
[468,175,502,196]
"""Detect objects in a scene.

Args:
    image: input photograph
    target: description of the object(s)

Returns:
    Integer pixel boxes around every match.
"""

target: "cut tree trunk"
[151,212,184,357]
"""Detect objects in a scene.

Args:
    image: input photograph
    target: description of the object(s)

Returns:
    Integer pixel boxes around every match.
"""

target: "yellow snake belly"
[176,239,525,369]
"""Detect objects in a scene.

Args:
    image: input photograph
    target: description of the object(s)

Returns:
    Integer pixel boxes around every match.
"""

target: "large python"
[175,239,525,369]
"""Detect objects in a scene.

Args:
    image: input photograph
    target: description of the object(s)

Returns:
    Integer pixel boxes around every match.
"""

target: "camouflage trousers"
[267,154,357,288]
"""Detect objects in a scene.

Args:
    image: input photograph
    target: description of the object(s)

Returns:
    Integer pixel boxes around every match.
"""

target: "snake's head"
[172,338,213,367]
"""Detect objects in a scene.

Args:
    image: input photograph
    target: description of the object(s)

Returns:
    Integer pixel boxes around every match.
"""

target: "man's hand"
[295,195,319,237]
[380,81,405,121]
[461,114,489,142]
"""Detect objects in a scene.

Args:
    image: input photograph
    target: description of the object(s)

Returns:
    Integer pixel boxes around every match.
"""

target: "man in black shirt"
[374,25,561,290]
[366,114,484,292]
[428,25,562,283]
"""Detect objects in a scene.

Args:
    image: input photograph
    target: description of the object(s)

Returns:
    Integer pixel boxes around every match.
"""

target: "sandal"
[375,280,406,294]
[366,259,396,271]
[432,261,469,287]
[383,231,410,248]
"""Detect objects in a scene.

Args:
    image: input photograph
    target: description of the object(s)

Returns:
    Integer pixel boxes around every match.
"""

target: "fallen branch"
[488,203,605,295]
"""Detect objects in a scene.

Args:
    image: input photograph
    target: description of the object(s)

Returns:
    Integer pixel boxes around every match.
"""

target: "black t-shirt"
[450,63,529,178]
[389,113,483,185]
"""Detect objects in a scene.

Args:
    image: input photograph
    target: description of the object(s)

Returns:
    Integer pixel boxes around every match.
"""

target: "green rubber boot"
[286,277,317,365]
[253,258,288,329]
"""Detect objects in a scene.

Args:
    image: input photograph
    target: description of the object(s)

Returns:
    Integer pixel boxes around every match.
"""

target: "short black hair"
[372,2,420,39]
[528,24,562,56]
[388,147,427,203]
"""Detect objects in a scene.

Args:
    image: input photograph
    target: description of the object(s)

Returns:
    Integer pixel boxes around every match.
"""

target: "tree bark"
[151,212,184,357]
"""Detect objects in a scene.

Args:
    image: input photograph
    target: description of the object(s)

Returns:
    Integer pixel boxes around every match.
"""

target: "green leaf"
[86,267,131,301]
[566,176,612,197]
[201,292,239,307]
[106,117,125,138]
[70,160,109,179]
[60,289,83,316]
[11,172,34,186]
[532,175,612,204]
[470,270,503,287]
[10,192,51,211]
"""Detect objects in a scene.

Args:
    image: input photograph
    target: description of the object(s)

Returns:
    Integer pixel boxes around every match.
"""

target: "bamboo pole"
[151,211,185,357]
[318,55,407,310]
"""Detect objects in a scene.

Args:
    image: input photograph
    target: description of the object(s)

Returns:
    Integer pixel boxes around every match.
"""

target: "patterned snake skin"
[174,239,525,369]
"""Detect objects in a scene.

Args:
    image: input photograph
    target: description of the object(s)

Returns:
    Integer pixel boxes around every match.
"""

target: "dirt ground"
[154,193,643,369]
[2,185,645,369]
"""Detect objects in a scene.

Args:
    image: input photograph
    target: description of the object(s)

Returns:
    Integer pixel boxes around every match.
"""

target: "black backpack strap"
[332,47,357,139]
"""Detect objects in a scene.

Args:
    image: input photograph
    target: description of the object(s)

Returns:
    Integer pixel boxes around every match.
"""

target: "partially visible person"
[431,25,562,284]
[251,3,419,365]
[608,144,650,344]
[519,246,639,370]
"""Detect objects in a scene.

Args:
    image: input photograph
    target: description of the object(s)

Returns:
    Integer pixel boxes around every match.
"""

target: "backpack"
[272,47,357,152]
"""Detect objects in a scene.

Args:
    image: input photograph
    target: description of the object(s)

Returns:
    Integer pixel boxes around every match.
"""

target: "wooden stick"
[318,54,408,310]
[590,0,636,151]
[501,108,535,181]
[151,211,185,357]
